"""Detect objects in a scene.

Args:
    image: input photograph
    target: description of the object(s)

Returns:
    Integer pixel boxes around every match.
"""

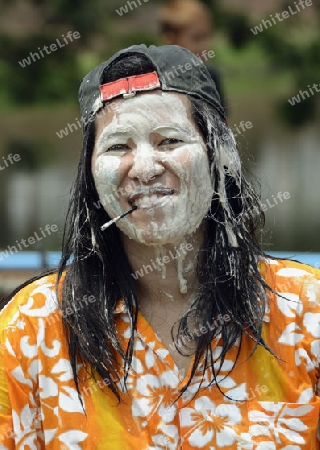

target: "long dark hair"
[55,53,274,402]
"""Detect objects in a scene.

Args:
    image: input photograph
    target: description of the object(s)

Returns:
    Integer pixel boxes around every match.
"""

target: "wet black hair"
[55,53,274,402]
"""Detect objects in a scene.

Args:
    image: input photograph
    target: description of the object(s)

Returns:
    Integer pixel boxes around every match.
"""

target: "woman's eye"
[160,138,183,146]
[107,144,129,152]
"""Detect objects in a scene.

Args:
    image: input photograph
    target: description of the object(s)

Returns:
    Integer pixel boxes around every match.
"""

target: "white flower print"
[11,405,44,448]
[276,293,303,318]
[19,284,58,318]
[276,268,311,278]
[310,339,320,364]
[305,278,320,303]
[278,322,304,345]
[59,386,84,413]
[255,444,276,449]
[297,388,314,403]
[151,424,179,450]
[131,373,178,423]
[58,430,88,448]
[249,402,314,446]
[303,312,320,338]
[181,396,241,448]
[39,374,58,399]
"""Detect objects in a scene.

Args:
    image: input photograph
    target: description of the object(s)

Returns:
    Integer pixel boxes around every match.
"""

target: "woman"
[0,44,319,449]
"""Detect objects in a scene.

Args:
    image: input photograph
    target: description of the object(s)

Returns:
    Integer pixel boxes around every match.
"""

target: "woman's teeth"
[133,194,170,208]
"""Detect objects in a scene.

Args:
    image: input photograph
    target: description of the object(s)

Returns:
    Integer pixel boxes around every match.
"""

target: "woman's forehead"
[95,91,194,135]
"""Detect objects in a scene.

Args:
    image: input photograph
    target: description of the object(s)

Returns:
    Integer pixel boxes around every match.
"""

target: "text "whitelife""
[18,31,81,68]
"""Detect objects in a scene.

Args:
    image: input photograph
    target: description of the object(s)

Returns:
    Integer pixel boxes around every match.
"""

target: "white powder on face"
[92,92,214,246]
[94,156,121,218]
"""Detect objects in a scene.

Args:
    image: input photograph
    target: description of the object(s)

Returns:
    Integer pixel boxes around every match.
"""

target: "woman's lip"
[128,188,175,206]
[131,193,174,209]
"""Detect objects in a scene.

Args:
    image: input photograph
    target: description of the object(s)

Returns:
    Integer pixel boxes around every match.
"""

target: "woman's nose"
[128,145,165,183]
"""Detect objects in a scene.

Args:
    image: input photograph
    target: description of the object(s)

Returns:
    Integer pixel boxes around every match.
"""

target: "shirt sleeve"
[0,287,45,448]
[0,339,15,449]
[271,261,320,396]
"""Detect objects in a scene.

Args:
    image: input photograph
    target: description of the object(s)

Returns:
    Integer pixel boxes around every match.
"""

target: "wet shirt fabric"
[0,259,319,449]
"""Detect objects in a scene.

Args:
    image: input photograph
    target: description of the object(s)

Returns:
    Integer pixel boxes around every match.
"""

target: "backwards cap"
[79,44,225,131]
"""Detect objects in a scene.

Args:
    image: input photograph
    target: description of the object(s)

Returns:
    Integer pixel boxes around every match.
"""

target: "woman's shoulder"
[261,257,320,295]
[0,272,63,333]
[261,257,320,332]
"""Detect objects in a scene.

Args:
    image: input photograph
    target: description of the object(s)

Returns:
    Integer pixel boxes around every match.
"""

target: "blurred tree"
[0,0,112,106]
[255,6,320,127]
[217,11,252,49]
[0,0,165,107]
[211,0,320,127]
[1,0,319,129]
[199,0,252,49]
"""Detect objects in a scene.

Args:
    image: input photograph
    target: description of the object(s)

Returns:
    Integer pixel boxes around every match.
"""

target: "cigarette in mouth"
[100,206,137,231]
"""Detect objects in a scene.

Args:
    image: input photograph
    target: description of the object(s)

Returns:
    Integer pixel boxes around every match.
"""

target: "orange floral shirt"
[0,259,319,449]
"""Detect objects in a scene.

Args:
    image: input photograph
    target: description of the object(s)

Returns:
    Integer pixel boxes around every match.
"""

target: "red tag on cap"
[100,71,161,102]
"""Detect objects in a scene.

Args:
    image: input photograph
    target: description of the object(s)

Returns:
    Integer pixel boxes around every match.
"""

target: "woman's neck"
[121,228,205,374]
[122,228,203,305]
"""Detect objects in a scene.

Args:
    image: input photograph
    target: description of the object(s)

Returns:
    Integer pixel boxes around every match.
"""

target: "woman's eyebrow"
[153,124,192,134]
[96,128,132,151]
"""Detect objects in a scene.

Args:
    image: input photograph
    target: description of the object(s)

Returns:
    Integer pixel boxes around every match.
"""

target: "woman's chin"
[119,222,184,246]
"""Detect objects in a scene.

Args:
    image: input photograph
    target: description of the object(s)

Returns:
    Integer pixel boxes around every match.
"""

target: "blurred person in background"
[0,44,319,448]
[158,0,226,112]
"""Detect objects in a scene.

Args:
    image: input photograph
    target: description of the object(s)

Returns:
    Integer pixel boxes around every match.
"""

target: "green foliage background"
[0,0,319,124]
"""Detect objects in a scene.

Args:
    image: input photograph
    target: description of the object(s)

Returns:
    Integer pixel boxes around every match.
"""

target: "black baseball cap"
[78,44,226,131]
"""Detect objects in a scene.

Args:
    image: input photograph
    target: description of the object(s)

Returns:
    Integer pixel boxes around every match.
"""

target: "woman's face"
[91,90,214,245]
